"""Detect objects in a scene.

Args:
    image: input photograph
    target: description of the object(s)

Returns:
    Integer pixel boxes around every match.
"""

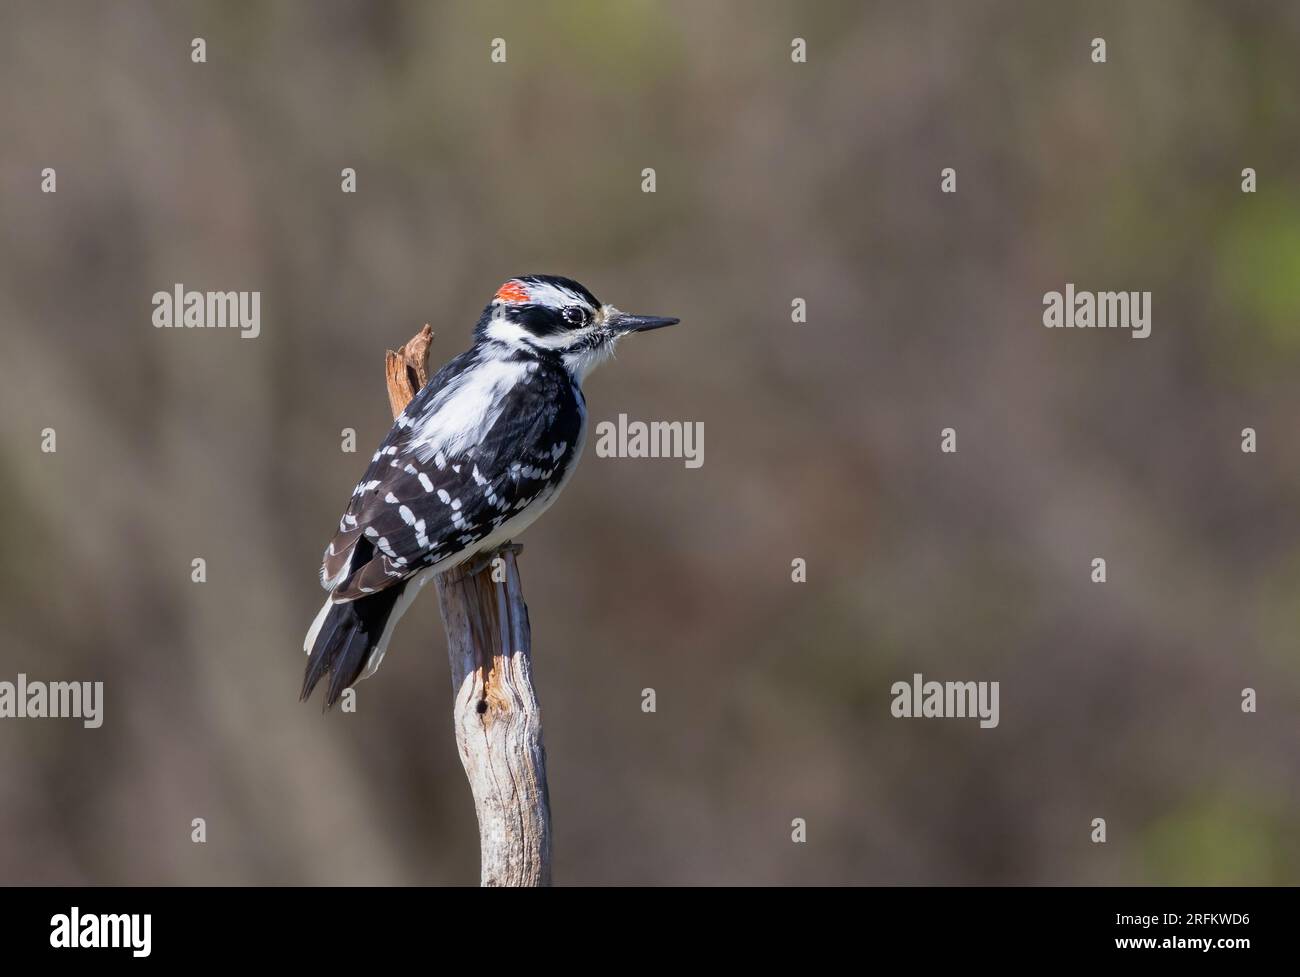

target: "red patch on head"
[495,281,530,304]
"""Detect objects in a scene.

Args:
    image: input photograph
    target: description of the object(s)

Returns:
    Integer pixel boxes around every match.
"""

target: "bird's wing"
[321,358,583,601]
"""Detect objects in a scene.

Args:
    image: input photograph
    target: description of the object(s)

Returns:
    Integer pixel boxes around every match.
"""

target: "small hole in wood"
[476,699,488,715]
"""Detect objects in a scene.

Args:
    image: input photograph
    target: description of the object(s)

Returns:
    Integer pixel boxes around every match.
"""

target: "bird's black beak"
[606,310,681,334]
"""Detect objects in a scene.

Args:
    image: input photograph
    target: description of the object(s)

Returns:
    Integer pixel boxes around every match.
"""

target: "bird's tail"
[301,586,404,708]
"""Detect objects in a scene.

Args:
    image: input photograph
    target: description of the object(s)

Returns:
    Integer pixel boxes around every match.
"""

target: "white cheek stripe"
[482,315,604,353]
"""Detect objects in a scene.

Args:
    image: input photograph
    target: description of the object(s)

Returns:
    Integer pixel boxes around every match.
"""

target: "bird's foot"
[464,540,523,577]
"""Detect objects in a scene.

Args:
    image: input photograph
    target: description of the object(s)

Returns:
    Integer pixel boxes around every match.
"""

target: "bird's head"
[476,275,679,380]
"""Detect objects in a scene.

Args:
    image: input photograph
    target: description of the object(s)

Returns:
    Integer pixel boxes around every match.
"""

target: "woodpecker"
[302,275,680,706]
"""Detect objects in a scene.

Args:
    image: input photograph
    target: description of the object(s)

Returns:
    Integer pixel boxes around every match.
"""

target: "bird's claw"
[465,541,523,577]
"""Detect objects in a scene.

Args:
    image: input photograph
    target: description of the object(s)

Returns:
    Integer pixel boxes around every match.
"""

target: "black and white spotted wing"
[320,349,585,601]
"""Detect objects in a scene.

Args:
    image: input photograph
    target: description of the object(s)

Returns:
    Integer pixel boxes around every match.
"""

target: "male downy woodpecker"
[302,275,680,706]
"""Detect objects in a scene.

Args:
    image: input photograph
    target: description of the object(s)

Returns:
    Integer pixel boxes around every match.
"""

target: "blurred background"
[1,0,1297,884]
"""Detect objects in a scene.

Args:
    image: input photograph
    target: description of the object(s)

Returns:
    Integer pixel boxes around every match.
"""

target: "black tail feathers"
[301,587,403,708]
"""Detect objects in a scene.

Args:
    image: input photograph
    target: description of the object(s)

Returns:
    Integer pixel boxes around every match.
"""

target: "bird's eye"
[562,306,587,326]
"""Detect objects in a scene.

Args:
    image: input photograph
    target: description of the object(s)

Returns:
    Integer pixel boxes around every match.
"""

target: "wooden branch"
[384,324,434,420]
[384,327,552,887]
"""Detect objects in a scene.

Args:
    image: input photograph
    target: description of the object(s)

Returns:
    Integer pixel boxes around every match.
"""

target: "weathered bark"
[384,327,552,887]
